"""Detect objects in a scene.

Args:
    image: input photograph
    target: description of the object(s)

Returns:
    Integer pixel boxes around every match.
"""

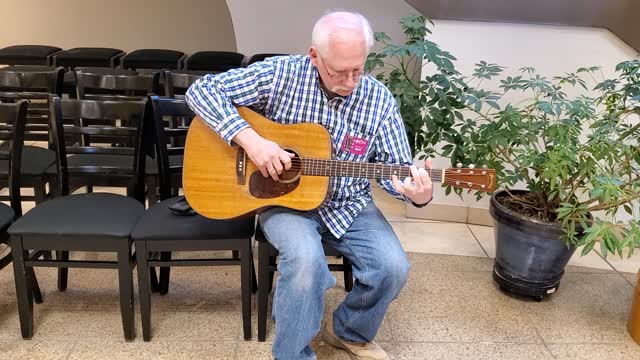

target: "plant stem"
[616,119,640,143]
[586,192,640,212]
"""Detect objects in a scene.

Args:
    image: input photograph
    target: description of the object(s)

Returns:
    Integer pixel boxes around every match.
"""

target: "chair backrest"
[75,70,160,101]
[0,66,65,144]
[0,100,28,216]
[49,96,148,199]
[184,51,245,72]
[120,49,187,71]
[52,47,125,69]
[149,96,194,199]
[245,53,288,66]
[0,66,64,95]
[163,70,206,98]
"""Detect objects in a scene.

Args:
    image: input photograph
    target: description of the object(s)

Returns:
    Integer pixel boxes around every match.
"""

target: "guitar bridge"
[236,147,246,185]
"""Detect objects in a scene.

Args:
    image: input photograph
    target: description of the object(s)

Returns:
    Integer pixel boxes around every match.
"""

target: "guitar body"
[183,107,333,219]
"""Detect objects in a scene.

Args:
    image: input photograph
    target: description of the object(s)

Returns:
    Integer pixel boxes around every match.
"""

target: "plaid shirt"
[185,55,413,238]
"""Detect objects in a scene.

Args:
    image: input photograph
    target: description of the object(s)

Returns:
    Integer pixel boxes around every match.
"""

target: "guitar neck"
[300,158,444,182]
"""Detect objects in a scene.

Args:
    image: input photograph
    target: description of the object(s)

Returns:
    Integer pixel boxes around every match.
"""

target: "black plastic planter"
[490,190,578,301]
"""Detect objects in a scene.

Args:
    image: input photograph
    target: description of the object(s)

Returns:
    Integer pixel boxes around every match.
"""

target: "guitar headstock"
[443,163,497,192]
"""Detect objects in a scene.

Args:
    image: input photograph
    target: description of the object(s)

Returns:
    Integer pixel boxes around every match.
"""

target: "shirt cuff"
[214,113,251,145]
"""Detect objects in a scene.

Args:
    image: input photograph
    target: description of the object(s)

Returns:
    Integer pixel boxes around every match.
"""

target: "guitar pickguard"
[249,171,300,199]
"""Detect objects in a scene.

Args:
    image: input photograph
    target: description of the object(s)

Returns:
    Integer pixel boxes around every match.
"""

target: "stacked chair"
[0,45,62,66]
[0,66,63,204]
[121,49,186,72]
[183,51,244,72]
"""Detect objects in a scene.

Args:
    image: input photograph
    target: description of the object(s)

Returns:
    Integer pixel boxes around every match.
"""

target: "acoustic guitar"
[183,106,496,219]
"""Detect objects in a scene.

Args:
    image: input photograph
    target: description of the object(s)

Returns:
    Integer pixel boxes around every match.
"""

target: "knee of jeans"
[379,254,410,290]
[287,250,331,292]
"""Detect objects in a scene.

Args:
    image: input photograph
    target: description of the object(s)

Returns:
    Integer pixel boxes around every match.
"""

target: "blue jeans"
[259,201,411,360]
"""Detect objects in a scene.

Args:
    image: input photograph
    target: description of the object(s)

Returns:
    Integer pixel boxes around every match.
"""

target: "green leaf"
[581,240,596,256]
[486,101,501,110]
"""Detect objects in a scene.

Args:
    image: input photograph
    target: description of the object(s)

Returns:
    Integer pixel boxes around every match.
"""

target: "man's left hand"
[391,158,433,206]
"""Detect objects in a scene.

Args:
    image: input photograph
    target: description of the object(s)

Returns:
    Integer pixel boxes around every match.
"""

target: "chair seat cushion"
[54,47,123,67]
[0,45,62,65]
[0,146,56,176]
[131,197,255,240]
[122,49,184,69]
[9,192,145,238]
[0,202,15,231]
[186,51,244,71]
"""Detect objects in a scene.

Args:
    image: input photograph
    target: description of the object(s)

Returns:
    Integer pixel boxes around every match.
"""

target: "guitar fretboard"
[300,158,443,182]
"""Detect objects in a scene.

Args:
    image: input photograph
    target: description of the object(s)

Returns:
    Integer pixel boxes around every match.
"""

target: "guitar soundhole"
[279,155,302,183]
[249,150,302,199]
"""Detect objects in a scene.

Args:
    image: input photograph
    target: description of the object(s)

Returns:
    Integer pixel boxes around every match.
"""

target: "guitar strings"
[256,158,488,185]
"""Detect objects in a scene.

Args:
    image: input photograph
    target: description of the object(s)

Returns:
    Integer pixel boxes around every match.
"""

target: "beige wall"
[0,0,237,53]
[225,0,418,55]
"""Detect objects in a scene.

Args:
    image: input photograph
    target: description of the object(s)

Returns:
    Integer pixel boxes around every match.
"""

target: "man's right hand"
[232,128,294,181]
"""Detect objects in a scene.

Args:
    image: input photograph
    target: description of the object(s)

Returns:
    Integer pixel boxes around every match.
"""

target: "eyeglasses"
[318,56,366,81]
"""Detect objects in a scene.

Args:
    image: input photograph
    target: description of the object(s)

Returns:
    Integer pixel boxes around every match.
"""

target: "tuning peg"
[482,165,488,169]
[456,162,462,168]
[469,164,475,169]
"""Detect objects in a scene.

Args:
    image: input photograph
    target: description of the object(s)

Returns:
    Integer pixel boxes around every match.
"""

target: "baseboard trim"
[405,202,494,226]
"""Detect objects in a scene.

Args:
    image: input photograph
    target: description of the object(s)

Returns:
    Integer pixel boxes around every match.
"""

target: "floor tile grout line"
[595,249,637,288]
[63,338,79,360]
[521,302,556,359]
[233,338,240,360]
[466,224,491,258]
[391,340,555,345]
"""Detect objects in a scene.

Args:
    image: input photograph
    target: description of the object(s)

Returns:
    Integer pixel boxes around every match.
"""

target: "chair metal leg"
[241,240,252,340]
[343,257,353,292]
[146,175,158,205]
[148,251,160,293]
[11,236,33,339]
[257,241,270,342]
[117,241,135,341]
[56,251,69,291]
[28,267,43,304]
[267,256,276,294]
[33,183,46,204]
[251,255,258,294]
[150,266,160,293]
[158,251,171,295]
[136,240,152,342]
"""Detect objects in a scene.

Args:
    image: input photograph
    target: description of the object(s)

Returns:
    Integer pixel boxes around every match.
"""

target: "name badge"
[341,135,369,156]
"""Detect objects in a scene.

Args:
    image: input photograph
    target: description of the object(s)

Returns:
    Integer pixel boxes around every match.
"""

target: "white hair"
[311,11,374,56]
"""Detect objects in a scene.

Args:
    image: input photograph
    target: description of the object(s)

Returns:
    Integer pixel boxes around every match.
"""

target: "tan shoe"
[321,318,390,360]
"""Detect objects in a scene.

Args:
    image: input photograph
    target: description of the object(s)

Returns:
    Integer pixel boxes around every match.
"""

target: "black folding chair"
[131,96,256,341]
[8,96,148,340]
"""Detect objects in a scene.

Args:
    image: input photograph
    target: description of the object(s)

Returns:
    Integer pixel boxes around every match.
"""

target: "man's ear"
[309,47,318,65]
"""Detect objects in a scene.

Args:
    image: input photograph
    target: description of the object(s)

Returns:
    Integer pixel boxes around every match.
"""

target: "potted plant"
[367,15,640,301]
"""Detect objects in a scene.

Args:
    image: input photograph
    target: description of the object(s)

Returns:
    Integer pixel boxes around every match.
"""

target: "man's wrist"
[404,195,433,208]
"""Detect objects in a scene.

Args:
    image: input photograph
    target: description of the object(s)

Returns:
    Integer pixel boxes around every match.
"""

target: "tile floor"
[0,185,639,359]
